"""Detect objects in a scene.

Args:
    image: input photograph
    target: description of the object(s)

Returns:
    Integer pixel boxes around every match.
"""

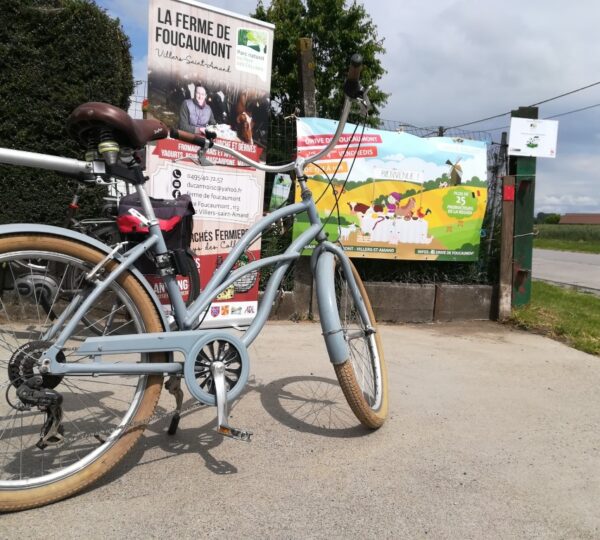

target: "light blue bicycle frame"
[0,95,372,380]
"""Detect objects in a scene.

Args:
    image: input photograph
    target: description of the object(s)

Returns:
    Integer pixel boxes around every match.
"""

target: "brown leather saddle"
[67,102,168,149]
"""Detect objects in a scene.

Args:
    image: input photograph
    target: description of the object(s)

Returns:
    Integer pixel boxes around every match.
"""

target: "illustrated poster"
[293,118,488,261]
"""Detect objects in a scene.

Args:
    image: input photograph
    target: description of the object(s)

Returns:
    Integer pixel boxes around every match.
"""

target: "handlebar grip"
[343,53,364,99]
[170,128,206,147]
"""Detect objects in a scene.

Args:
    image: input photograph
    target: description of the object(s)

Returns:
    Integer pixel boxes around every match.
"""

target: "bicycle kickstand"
[210,361,252,442]
[165,375,184,435]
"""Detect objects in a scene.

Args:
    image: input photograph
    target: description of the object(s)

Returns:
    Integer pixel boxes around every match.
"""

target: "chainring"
[183,332,250,406]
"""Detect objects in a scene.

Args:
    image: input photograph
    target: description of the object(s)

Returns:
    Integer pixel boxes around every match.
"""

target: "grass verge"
[510,281,600,356]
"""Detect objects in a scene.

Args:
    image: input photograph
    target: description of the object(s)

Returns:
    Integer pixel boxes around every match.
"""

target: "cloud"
[97,0,600,213]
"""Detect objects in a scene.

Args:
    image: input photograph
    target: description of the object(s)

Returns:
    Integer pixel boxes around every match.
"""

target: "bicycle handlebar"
[169,128,207,148]
[169,53,366,175]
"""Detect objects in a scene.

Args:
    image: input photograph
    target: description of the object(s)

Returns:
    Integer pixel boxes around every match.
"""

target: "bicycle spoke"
[0,245,153,490]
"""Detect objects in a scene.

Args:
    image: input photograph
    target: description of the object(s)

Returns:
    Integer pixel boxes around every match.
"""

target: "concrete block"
[434,284,497,322]
[262,290,304,321]
[365,283,435,323]
[292,257,313,319]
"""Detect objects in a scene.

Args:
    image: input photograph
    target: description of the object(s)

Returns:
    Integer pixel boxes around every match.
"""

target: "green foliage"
[0,0,134,225]
[251,0,388,126]
[533,224,600,253]
[465,176,486,187]
[423,174,447,191]
[535,212,560,224]
[535,224,600,241]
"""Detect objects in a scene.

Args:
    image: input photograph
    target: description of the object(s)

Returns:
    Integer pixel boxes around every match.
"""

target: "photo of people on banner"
[149,72,270,150]
[144,0,274,326]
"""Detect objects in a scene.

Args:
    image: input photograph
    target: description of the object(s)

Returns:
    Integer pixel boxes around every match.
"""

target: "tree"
[251,0,388,126]
[544,213,561,224]
[0,0,134,225]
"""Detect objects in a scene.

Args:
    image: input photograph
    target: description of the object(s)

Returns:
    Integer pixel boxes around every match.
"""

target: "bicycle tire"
[331,259,388,429]
[0,234,166,512]
[180,250,201,305]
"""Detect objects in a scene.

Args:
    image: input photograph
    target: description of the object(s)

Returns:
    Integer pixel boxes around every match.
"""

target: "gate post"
[509,106,538,307]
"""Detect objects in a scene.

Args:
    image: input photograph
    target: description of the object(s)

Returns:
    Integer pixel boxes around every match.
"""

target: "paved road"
[533,248,600,292]
[4,321,600,539]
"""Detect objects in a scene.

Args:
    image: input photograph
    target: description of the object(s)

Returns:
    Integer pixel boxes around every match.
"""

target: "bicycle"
[0,54,388,511]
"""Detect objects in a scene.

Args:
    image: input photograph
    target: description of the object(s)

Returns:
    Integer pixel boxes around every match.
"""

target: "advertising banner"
[293,118,488,261]
[145,0,274,325]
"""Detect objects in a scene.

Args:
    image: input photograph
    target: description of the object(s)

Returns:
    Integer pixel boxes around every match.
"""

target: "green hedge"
[0,0,133,225]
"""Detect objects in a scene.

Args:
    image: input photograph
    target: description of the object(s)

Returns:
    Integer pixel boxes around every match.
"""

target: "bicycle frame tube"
[42,234,160,364]
[47,195,330,377]
[0,147,103,177]
[181,200,311,328]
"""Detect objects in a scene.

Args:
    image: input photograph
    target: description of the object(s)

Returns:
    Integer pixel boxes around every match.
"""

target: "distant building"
[559,213,600,225]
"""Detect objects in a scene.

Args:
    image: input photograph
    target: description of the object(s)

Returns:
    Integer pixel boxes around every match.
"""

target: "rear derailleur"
[8,340,66,450]
[16,375,65,450]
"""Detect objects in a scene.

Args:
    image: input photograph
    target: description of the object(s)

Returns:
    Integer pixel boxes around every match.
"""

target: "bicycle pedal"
[217,424,252,442]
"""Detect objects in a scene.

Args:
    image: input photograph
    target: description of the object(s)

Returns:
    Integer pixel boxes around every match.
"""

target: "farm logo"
[236,27,269,80]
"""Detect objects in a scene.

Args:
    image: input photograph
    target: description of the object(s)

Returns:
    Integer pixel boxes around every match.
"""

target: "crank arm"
[211,361,252,442]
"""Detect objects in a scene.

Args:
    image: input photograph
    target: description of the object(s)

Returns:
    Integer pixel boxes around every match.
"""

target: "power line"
[444,79,600,130]
[483,101,600,132]
[530,81,600,106]
[545,102,600,119]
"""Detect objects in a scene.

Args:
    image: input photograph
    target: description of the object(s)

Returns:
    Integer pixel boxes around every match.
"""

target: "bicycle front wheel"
[0,234,166,511]
[332,259,388,429]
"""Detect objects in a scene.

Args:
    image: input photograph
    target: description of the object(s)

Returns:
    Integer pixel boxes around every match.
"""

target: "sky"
[97,0,600,215]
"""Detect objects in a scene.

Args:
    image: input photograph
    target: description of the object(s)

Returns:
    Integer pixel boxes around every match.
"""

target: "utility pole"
[298,38,317,117]
[509,106,538,307]
[294,37,318,318]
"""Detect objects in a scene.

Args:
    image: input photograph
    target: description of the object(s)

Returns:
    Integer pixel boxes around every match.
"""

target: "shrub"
[0,0,134,225]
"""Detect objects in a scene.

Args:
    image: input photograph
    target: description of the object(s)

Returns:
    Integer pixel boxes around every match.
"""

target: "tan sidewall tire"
[0,235,165,512]
[334,261,388,429]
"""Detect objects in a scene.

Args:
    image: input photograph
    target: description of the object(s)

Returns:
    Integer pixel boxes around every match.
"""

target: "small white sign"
[508,117,559,158]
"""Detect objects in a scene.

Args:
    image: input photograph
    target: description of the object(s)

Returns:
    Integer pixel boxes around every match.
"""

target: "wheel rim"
[0,250,149,489]
[335,263,383,411]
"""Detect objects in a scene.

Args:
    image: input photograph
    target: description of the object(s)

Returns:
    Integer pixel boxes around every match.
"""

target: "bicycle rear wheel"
[331,259,388,429]
[0,234,166,511]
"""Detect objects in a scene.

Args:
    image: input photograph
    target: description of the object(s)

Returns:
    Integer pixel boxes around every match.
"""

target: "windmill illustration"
[446,158,463,185]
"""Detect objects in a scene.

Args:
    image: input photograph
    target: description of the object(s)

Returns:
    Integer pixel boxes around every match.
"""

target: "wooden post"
[499,175,515,319]
[297,38,317,117]
[293,38,317,318]
[509,106,538,307]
